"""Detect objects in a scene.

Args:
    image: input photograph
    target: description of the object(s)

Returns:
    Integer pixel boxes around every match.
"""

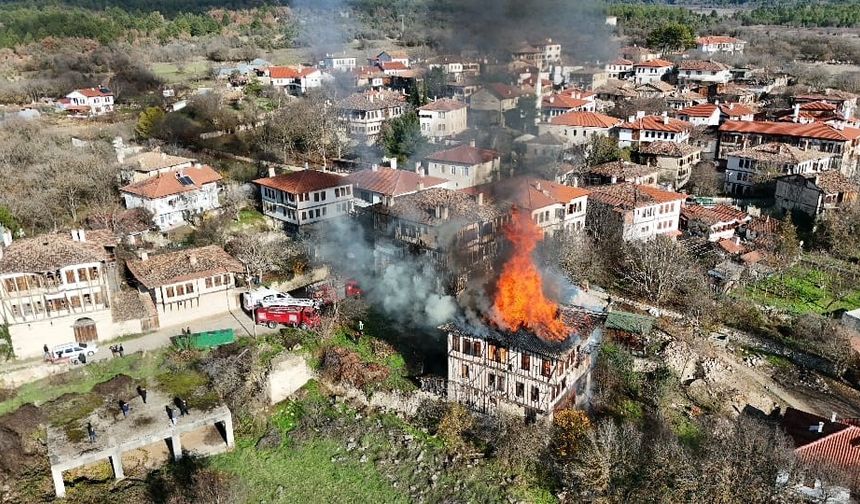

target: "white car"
[52,342,98,360]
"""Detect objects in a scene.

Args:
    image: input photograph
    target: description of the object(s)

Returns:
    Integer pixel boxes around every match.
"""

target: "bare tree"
[620,236,696,305]
[220,182,251,222]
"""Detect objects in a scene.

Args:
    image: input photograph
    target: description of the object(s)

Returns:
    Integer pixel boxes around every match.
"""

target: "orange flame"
[492,211,568,341]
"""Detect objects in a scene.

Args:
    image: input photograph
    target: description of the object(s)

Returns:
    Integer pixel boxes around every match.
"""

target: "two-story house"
[417,99,468,139]
[254,170,353,230]
[620,46,662,63]
[774,171,859,217]
[540,94,595,120]
[637,141,702,189]
[469,83,523,127]
[584,161,660,187]
[421,144,500,189]
[696,36,746,54]
[680,204,750,242]
[322,54,357,71]
[677,60,732,86]
[61,87,114,116]
[338,90,406,144]
[531,38,562,66]
[0,230,141,358]
[120,164,222,231]
[268,66,323,94]
[616,113,694,148]
[346,166,449,207]
[723,142,837,196]
[444,307,603,420]
[538,111,621,146]
[678,103,721,127]
[126,245,243,329]
[793,91,857,120]
[464,177,589,236]
[633,59,674,85]
[719,102,756,122]
[605,58,634,80]
[369,50,410,68]
[121,151,196,183]
[586,183,686,241]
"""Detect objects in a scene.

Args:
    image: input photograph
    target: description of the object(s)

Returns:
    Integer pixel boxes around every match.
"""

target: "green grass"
[0,352,164,416]
[210,437,407,503]
[156,367,220,410]
[744,264,860,314]
[150,60,212,84]
[238,208,265,225]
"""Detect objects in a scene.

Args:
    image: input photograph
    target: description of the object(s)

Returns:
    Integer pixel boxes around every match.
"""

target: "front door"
[73,318,98,343]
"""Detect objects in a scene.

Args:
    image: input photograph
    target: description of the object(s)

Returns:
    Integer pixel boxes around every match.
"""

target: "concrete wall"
[268,354,316,405]
[155,288,241,329]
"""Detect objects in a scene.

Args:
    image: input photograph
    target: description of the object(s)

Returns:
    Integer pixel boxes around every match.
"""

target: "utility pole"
[399,15,405,39]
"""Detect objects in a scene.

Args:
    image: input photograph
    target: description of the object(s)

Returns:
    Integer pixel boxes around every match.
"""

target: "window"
[541,359,552,377]
[531,386,540,402]
[89,267,99,280]
[516,382,525,398]
[521,353,530,371]
[301,211,307,220]
[487,373,495,388]
[166,286,175,298]
[472,340,482,357]
[451,335,460,352]
[65,270,76,283]
[315,209,321,218]
[186,283,194,294]
[461,364,470,378]
[83,294,92,306]
[205,277,213,289]
[70,296,82,308]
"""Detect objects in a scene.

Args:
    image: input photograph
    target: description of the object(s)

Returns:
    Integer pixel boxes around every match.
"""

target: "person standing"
[178,398,189,416]
[87,423,97,443]
[118,344,124,358]
[166,406,177,426]
[137,385,147,404]
[43,344,50,360]
[120,400,130,417]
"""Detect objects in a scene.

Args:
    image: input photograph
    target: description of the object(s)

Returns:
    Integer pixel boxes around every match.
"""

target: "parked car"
[52,342,97,359]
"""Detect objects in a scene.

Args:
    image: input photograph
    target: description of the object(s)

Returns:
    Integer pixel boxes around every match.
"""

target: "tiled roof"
[71,87,112,98]
[633,59,674,68]
[126,245,243,289]
[679,103,719,118]
[781,408,860,473]
[589,161,658,179]
[813,170,858,195]
[464,176,588,212]
[719,103,756,116]
[483,83,524,99]
[740,250,763,264]
[549,111,621,128]
[120,165,222,200]
[639,141,701,157]
[418,98,466,112]
[345,168,447,197]
[254,170,347,194]
[526,132,567,146]
[338,90,405,111]
[719,120,859,142]
[425,144,498,165]
[542,94,588,109]
[380,188,502,225]
[795,91,857,103]
[717,238,745,255]
[588,183,685,210]
[682,204,748,226]
[0,232,112,273]
[618,115,693,133]
[124,151,195,173]
[745,215,781,235]
[697,35,744,45]
[799,101,838,111]
[269,66,318,79]
[636,81,675,93]
[379,61,408,71]
[678,60,731,72]
[608,58,633,66]
[726,142,832,164]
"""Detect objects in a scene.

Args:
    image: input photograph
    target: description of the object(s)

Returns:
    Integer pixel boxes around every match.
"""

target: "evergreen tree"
[379,112,427,163]
[135,106,166,139]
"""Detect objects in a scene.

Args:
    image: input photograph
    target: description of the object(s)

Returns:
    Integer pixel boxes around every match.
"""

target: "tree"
[378,112,427,163]
[687,160,722,197]
[135,106,166,139]
[220,182,250,222]
[0,206,19,235]
[585,135,624,168]
[816,201,860,261]
[647,22,697,53]
[424,67,447,101]
[771,213,800,268]
[437,403,475,453]
[551,408,592,461]
[620,236,697,305]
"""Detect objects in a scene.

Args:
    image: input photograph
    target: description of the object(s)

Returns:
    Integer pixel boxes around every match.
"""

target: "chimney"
[371,164,379,172]
[304,161,309,171]
[662,110,669,125]
[189,253,198,266]
[572,176,578,188]
[831,412,837,422]
[535,181,542,191]
[628,115,636,123]
[735,236,740,246]
[417,180,424,191]
[139,251,149,261]
[636,110,646,119]
[817,421,824,433]
[477,192,484,206]
[389,157,397,170]
[268,166,276,178]
[793,103,800,122]
[469,138,476,147]
[415,161,422,174]
[78,229,86,242]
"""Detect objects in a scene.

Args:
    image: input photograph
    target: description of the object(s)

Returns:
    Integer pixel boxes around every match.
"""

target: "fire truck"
[309,278,364,305]
[255,305,321,329]
[242,287,320,312]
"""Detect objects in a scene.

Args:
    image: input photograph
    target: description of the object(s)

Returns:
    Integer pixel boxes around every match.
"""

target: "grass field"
[744,263,860,315]
[151,60,212,84]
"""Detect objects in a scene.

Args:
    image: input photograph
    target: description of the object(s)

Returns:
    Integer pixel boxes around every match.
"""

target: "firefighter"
[119,400,130,418]
[166,406,177,426]
[87,422,97,443]
[137,385,147,404]
[43,344,50,360]
[176,397,189,416]
[118,344,125,358]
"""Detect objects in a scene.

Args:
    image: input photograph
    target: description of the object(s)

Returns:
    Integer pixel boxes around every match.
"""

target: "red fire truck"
[255,305,321,329]
[310,278,364,304]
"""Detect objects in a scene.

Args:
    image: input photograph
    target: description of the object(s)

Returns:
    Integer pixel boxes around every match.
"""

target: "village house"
[469,83,524,127]
[634,80,675,99]
[351,67,386,89]
[666,91,708,110]
[719,102,756,122]
[637,141,702,189]
[120,151,196,183]
[346,166,449,207]
[794,91,857,119]
[680,204,750,242]
[0,230,144,359]
[582,161,660,187]
[538,111,621,146]
[511,43,544,67]
[677,60,732,86]
[540,93,595,120]
[723,142,837,196]
[567,68,609,91]
[586,183,686,241]
[620,46,662,63]
[254,170,354,231]
[465,177,589,235]
[369,50,410,68]
[267,66,323,94]
[120,164,222,231]
[417,99,468,139]
[126,245,243,330]
[531,38,562,66]
[616,113,694,148]
[61,87,114,116]
[774,171,859,216]
[377,61,410,76]
[368,188,504,293]
[427,55,465,78]
[696,36,746,54]
[338,90,406,144]
[678,103,722,127]
[633,59,674,85]
[717,121,860,176]
[443,306,603,420]
[322,53,357,71]
[421,144,500,189]
[605,58,634,80]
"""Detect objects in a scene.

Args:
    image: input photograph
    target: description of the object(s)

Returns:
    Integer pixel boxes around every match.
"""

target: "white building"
[322,54,357,71]
[268,66,323,94]
[680,204,750,242]
[677,60,732,86]
[538,111,621,146]
[421,144,500,189]
[696,36,746,54]
[120,165,222,231]
[637,141,702,189]
[126,245,243,329]
[724,142,835,196]
[586,183,686,241]
[254,170,354,230]
[338,90,406,145]
[61,87,114,116]
[0,230,143,359]
[605,58,634,80]
[677,103,721,127]
[633,59,674,85]
[540,93,596,120]
[616,113,693,148]
[417,99,468,139]
[532,38,562,65]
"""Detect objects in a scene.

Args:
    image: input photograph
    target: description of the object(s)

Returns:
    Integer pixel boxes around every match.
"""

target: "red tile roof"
[800,100,838,111]
[379,61,408,71]
[542,94,589,109]
[719,103,755,117]
[120,165,222,199]
[254,170,348,194]
[588,183,685,210]
[345,168,448,197]
[682,204,748,226]
[679,103,719,118]
[745,215,781,235]
[618,115,693,133]
[719,120,859,141]
[697,36,744,45]
[678,60,731,72]
[717,238,745,255]
[465,176,588,212]
[633,59,674,68]
[782,408,860,474]
[418,98,467,112]
[609,58,633,66]
[425,144,499,166]
[549,111,621,128]
[269,66,318,79]
[484,83,524,99]
[72,87,113,98]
